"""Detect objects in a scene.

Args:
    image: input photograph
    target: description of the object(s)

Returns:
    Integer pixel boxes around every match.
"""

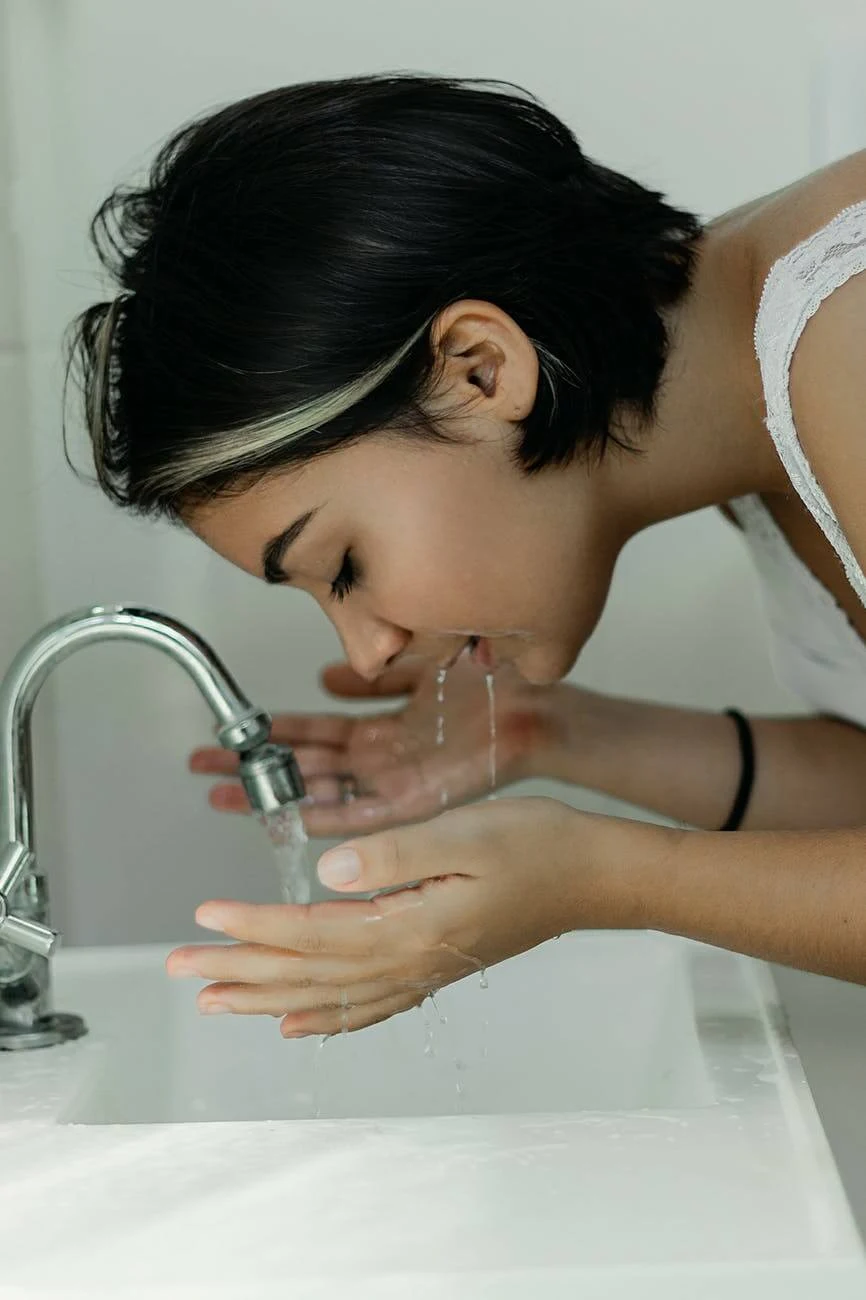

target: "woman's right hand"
[189,656,577,837]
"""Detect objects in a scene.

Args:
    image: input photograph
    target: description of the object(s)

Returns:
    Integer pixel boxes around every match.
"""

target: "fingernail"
[199,1002,229,1015]
[195,910,225,932]
[318,847,361,887]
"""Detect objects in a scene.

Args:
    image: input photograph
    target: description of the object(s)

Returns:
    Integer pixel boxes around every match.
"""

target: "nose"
[332,608,411,682]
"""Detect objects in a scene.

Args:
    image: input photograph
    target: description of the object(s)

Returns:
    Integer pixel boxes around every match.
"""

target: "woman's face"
[186,303,623,686]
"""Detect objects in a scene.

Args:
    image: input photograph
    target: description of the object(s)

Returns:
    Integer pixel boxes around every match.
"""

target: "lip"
[437,635,500,673]
[470,636,496,670]
[439,637,473,671]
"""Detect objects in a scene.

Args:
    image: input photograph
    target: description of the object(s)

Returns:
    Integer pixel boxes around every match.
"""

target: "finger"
[205,782,428,829]
[320,660,423,699]
[316,817,475,894]
[189,747,241,776]
[205,753,372,813]
[300,798,419,838]
[208,783,251,814]
[192,894,426,957]
[268,713,354,749]
[298,764,434,834]
[194,977,409,1018]
[191,743,344,779]
[280,988,424,1036]
[167,941,381,988]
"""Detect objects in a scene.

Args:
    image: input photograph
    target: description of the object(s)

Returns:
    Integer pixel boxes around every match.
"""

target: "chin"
[514,645,574,687]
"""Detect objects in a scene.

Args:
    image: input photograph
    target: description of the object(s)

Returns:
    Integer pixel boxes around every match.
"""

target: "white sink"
[1,931,864,1296]
[53,931,713,1124]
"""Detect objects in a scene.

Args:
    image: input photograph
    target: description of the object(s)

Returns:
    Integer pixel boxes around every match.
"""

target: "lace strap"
[754,198,866,608]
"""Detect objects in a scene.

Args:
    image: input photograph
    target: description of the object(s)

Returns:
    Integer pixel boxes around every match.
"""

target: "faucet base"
[0,1012,87,1051]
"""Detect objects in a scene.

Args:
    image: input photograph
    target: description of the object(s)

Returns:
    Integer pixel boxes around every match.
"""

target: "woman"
[68,72,866,1037]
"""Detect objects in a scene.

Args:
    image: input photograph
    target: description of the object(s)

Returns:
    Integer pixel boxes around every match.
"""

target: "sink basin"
[2,930,864,1295]
[51,931,713,1124]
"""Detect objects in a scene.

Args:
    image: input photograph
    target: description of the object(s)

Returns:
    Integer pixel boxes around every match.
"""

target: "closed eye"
[330,550,358,603]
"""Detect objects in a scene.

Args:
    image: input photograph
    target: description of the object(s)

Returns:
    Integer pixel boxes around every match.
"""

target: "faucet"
[0,605,305,1051]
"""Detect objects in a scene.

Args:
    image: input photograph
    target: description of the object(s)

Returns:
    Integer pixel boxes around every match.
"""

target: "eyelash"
[329,550,357,603]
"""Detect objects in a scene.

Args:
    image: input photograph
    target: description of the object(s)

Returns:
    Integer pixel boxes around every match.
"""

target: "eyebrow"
[261,508,320,584]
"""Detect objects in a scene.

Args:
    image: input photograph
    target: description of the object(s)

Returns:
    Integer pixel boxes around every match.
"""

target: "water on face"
[261,803,312,905]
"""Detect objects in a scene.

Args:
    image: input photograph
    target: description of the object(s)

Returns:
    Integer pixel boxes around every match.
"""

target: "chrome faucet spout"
[0,605,305,1049]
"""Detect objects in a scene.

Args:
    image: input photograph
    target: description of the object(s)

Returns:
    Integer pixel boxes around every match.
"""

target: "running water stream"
[485,671,497,799]
[428,664,498,1101]
[261,804,333,1117]
[261,803,313,904]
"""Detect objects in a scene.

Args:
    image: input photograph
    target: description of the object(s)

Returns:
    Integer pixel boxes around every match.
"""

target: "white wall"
[0,12,42,659]
[4,0,866,1226]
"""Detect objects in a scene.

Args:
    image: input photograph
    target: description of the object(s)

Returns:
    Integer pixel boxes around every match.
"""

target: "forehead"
[184,432,461,572]
[186,464,316,573]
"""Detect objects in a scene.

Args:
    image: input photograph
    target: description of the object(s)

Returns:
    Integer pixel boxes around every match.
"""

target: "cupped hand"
[165,796,610,1036]
[189,656,567,836]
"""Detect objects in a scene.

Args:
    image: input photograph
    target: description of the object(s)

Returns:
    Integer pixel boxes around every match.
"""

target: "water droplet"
[421,998,436,1057]
[429,992,447,1025]
[435,667,447,746]
[479,968,488,990]
[440,942,485,975]
[455,1058,468,1108]
[340,988,349,1038]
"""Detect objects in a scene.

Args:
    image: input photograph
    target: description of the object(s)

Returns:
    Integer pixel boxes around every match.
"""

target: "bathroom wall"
[3,0,866,1225]
[0,6,59,867]
[0,12,43,665]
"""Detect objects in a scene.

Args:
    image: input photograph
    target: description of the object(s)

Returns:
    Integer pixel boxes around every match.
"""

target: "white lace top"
[729,199,866,727]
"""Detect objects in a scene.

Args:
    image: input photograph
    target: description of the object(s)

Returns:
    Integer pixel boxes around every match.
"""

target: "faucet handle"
[0,842,57,957]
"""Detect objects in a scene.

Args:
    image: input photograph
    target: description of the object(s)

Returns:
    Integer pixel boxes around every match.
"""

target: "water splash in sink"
[260,803,312,904]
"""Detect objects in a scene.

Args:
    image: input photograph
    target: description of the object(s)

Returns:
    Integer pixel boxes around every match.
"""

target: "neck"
[603,212,788,542]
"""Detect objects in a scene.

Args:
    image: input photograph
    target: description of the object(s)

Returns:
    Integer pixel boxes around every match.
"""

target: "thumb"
[317,824,440,894]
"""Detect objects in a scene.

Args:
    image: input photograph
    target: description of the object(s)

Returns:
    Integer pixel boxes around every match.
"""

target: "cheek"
[364,511,484,622]
[365,486,612,640]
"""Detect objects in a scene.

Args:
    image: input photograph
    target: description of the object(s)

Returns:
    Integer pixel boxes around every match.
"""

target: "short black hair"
[65,71,703,518]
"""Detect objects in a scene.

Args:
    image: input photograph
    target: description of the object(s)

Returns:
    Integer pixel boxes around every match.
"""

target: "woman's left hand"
[165,796,630,1035]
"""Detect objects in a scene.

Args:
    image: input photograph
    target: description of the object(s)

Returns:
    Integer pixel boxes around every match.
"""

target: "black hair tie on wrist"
[719,709,755,832]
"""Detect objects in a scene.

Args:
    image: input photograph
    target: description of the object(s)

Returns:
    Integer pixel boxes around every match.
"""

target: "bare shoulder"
[720,150,866,573]
[744,149,866,281]
[786,229,866,574]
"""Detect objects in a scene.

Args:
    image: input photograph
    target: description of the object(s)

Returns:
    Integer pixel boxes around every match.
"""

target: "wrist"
[522,682,624,787]
[564,803,682,932]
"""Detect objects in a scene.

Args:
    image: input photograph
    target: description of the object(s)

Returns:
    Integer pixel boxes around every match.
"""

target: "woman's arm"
[605,812,866,984]
[536,686,866,832]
